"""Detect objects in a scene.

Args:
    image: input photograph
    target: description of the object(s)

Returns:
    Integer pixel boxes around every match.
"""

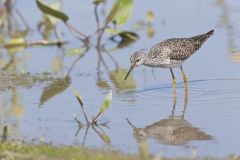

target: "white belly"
[144,60,184,68]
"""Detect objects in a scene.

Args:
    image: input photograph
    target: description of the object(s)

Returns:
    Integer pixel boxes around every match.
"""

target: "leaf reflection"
[109,68,136,93]
[39,76,71,106]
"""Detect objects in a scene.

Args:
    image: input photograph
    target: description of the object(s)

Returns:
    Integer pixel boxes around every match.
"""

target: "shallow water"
[1,0,240,157]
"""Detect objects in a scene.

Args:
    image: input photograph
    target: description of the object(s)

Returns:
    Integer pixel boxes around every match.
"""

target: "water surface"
[1,0,240,157]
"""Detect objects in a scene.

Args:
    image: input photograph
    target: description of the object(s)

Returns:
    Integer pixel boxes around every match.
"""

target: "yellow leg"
[182,79,188,118]
[171,87,177,116]
[170,68,177,89]
[179,66,188,118]
[173,78,177,90]
[170,68,177,116]
[180,66,188,83]
[173,79,177,105]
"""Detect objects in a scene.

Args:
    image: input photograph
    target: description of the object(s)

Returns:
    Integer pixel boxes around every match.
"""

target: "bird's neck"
[143,54,166,67]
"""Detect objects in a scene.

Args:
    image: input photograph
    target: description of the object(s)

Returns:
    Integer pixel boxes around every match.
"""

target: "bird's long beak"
[124,65,134,80]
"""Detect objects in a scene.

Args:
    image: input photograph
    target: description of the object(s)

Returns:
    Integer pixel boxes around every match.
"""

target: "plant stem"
[65,23,88,40]
[94,4,100,33]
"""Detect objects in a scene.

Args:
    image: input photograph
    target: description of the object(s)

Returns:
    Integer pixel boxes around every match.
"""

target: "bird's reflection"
[127,83,214,145]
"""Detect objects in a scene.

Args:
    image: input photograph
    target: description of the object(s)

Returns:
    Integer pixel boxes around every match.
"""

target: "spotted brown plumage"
[124,30,214,89]
[147,29,214,66]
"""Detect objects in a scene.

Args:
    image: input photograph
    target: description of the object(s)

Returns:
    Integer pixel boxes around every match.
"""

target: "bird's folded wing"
[168,39,196,61]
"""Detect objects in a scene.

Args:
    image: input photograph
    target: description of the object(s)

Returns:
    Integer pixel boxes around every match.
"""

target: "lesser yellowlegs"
[124,30,214,88]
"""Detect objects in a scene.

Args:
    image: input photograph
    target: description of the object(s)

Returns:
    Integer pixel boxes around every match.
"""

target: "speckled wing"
[148,30,214,61]
[148,40,171,59]
[169,30,214,61]
[148,38,195,61]
[167,38,197,61]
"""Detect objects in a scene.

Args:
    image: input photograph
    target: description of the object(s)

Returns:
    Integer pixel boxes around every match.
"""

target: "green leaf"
[106,0,133,26]
[100,90,112,113]
[92,90,112,122]
[92,126,111,144]
[116,32,139,48]
[107,29,139,49]
[106,1,120,24]
[36,0,69,23]
[72,87,84,107]
[98,130,111,144]
[46,0,62,25]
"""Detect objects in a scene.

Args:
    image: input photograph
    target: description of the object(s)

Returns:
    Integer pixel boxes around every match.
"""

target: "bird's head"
[125,50,147,80]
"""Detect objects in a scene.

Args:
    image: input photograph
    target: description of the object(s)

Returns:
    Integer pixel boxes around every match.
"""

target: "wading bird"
[124,30,214,88]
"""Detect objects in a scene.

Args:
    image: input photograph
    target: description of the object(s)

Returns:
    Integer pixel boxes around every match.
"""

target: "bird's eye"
[136,59,140,62]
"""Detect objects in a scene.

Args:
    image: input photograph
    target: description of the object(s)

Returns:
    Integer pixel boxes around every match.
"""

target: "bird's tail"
[206,29,214,37]
[192,29,214,46]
